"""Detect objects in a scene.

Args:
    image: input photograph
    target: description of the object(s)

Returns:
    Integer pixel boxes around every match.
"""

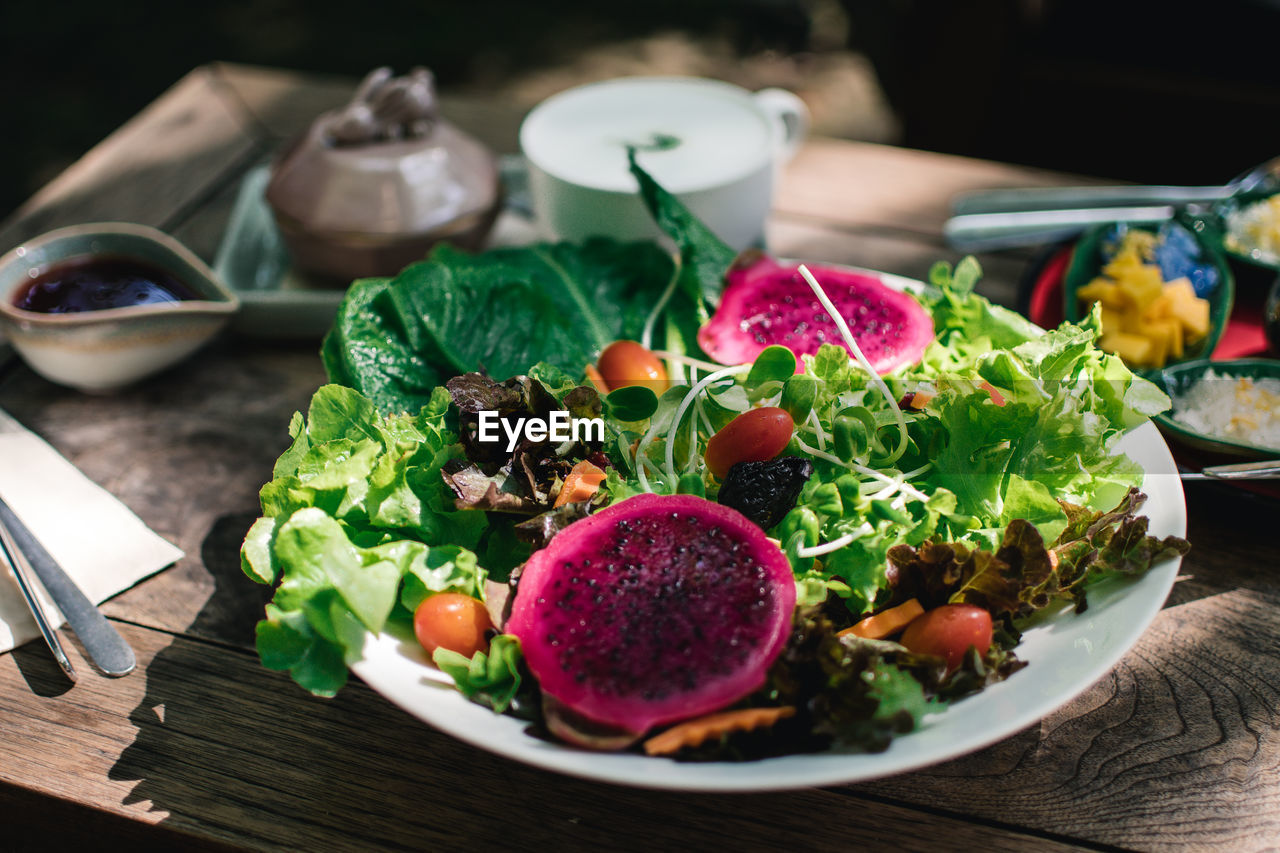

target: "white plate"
[351,421,1184,792]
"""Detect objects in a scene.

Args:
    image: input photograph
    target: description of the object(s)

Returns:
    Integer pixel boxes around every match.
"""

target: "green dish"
[1063,219,1234,371]
[1198,188,1280,273]
[1149,358,1280,459]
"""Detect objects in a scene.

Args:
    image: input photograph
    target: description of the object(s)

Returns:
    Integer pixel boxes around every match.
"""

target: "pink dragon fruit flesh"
[505,493,796,746]
[699,253,935,374]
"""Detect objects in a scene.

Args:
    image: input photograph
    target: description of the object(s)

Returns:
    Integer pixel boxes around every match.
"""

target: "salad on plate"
[239,160,1189,770]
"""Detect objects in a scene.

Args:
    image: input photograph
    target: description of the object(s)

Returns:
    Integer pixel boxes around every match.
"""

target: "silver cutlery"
[944,205,1175,251]
[0,513,76,680]
[0,494,135,677]
[1180,459,1280,481]
[951,156,1280,217]
[945,156,1280,251]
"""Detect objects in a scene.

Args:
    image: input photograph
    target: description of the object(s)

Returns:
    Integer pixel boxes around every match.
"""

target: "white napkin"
[0,407,184,651]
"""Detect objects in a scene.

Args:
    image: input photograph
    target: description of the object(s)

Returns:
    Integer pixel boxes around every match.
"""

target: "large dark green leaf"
[321,277,443,415]
[323,241,680,415]
[628,149,736,313]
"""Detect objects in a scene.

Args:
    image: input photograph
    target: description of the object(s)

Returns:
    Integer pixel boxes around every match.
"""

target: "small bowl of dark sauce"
[0,223,239,391]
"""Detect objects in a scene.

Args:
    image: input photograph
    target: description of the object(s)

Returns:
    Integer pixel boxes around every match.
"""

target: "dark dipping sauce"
[13,256,198,314]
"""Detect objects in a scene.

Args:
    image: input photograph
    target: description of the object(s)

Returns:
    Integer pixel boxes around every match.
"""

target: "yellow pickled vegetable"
[1080,231,1212,369]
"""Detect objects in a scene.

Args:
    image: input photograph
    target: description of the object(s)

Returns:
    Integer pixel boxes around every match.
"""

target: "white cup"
[520,77,809,251]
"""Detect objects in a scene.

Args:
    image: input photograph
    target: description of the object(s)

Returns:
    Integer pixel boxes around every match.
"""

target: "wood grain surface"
[0,63,1273,852]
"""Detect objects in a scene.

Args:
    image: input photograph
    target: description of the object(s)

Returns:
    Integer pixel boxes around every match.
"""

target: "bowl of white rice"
[1152,358,1280,458]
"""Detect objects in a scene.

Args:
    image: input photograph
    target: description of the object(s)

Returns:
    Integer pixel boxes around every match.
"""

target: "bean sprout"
[793,434,930,502]
[664,364,753,484]
[796,523,874,558]
[806,409,828,452]
[797,265,908,464]
[640,257,682,351]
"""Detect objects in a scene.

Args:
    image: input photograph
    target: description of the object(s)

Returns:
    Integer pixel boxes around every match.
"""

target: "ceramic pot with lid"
[266,67,502,280]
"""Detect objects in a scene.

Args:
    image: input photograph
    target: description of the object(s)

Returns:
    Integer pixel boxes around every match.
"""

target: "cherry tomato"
[596,340,668,392]
[414,593,494,658]
[899,604,993,671]
[704,406,794,479]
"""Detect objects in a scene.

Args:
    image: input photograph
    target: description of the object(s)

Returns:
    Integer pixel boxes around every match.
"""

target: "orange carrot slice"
[643,706,797,756]
[898,390,935,411]
[838,598,925,640]
[553,460,608,508]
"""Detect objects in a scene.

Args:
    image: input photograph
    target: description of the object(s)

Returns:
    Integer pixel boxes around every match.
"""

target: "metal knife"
[0,495,136,676]
[0,516,76,680]
[1180,459,1280,481]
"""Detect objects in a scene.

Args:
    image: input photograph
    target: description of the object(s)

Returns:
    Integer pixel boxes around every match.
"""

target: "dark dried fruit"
[717,457,814,531]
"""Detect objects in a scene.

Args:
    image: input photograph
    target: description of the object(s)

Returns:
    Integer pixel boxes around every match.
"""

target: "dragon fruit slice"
[506,493,796,744]
[699,253,934,374]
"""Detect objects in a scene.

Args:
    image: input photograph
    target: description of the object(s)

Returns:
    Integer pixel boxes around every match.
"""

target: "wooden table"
[1,64,1275,852]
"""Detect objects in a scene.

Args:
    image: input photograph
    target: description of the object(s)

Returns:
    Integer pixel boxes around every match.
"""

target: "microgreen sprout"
[663,364,752,485]
[797,264,909,464]
[640,256,683,351]
[795,523,876,559]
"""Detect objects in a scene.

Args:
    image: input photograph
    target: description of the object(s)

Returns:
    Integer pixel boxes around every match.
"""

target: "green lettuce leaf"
[322,239,684,415]
[882,488,1189,620]
[766,612,936,753]
[917,291,1167,528]
[433,634,525,713]
[242,384,488,696]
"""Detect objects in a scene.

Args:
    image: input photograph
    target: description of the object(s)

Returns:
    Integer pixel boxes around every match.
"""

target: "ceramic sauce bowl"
[0,223,239,392]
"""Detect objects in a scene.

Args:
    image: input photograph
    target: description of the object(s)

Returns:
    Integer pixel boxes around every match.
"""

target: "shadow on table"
[7,643,76,698]
[102,514,949,850]
[1165,484,1280,609]
[102,482,1272,847]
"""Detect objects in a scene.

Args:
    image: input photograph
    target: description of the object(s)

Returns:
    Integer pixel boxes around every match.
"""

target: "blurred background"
[2,0,1278,219]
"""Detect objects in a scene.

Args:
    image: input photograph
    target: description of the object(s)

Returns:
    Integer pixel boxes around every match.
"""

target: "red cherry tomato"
[414,593,494,658]
[596,341,668,392]
[704,407,794,479]
[899,604,994,671]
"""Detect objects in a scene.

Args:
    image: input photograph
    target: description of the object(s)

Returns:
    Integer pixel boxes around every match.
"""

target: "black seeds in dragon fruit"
[699,255,935,374]
[505,493,796,744]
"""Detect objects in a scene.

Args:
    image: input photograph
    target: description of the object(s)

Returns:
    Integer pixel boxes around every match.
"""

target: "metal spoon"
[951,155,1280,217]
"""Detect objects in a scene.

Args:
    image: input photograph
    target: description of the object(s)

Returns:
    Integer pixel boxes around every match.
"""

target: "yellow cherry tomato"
[596,340,668,392]
[414,593,494,658]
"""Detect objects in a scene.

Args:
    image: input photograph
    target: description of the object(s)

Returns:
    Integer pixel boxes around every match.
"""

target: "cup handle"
[753,88,810,163]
